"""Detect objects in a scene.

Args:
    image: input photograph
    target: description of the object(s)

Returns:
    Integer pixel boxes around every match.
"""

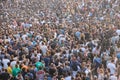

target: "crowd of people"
[0,0,120,80]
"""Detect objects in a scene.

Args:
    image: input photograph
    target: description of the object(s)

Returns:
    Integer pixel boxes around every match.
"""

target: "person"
[75,30,81,41]
[97,67,104,80]
[107,59,116,75]
[40,42,48,55]
[70,56,79,78]
[7,62,12,74]
[109,74,117,80]
[0,69,10,80]
[116,29,120,35]
[16,73,24,80]
[36,66,45,80]
[12,64,21,77]
[65,72,72,80]
[2,56,10,69]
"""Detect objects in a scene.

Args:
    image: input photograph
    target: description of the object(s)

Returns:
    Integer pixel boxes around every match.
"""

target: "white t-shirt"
[116,29,120,35]
[92,47,100,55]
[2,59,10,69]
[59,37,66,44]
[36,35,42,40]
[72,49,79,53]
[81,47,86,53]
[37,53,41,61]
[10,60,17,68]
[40,45,47,55]
[111,36,116,44]
[57,34,64,39]
[65,76,71,80]
[85,69,91,76]
[54,32,57,39]
[109,75,117,80]
[22,34,27,40]
[107,62,116,74]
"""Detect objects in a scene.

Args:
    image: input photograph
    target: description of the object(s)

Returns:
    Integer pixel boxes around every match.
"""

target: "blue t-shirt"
[117,53,120,59]
[75,31,81,38]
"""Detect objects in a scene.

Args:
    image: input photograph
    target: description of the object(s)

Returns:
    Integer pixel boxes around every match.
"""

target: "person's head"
[39,66,43,70]
[5,69,8,72]
[7,62,11,67]
[25,75,29,80]
[111,59,114,63]
[99,69,104,74]
[4,56,8,59]
[17,73,22,78]
[15,64,18,68]
[42,42,44,45]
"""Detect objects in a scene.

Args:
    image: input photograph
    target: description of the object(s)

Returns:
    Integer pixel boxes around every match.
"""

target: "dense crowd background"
[0,0,120,80]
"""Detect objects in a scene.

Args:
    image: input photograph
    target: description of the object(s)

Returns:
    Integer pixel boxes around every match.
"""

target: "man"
[12,64,21,77]
[0,69,10,80]
[36,66,45,80]
[107,59,116,75]
[65,72,71,80]
[40,42,47,55]
[2,56,10,69]
[116,29,120,35]
[75,30,81,41]
[70,56,79,78]
[7,62,12,74]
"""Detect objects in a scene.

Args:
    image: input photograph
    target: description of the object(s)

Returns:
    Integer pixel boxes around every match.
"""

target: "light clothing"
[85,69,91,76]
[36,70,45,80]
[109,75,117,80]
[10,61,17,68]
[107,62,116,74]
[37,53,41,61]
[98,73,104,80]
[22,34,27,40]
[116,29,120,35]
[40,45,47,55]
[54,32,57,39]
[65,76,71,80]
[72,71,77,78]
[2,59,10,69]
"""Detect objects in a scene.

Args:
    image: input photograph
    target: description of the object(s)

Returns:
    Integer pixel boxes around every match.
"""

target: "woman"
[97,65,104,80]
[104,68,110,80]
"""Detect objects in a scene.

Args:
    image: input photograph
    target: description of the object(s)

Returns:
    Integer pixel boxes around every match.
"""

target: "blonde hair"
[61,78,65,80]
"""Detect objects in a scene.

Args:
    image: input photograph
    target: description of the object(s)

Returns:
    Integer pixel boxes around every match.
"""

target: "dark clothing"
[0,72,10,80]
[49,68,56,77]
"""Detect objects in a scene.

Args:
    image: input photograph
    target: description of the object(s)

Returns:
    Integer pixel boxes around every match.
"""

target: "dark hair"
[7,62,10,66]
[39,66,43,70]
[4,56,8,59]
[111,59,114,63]
[15,64,18,68]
